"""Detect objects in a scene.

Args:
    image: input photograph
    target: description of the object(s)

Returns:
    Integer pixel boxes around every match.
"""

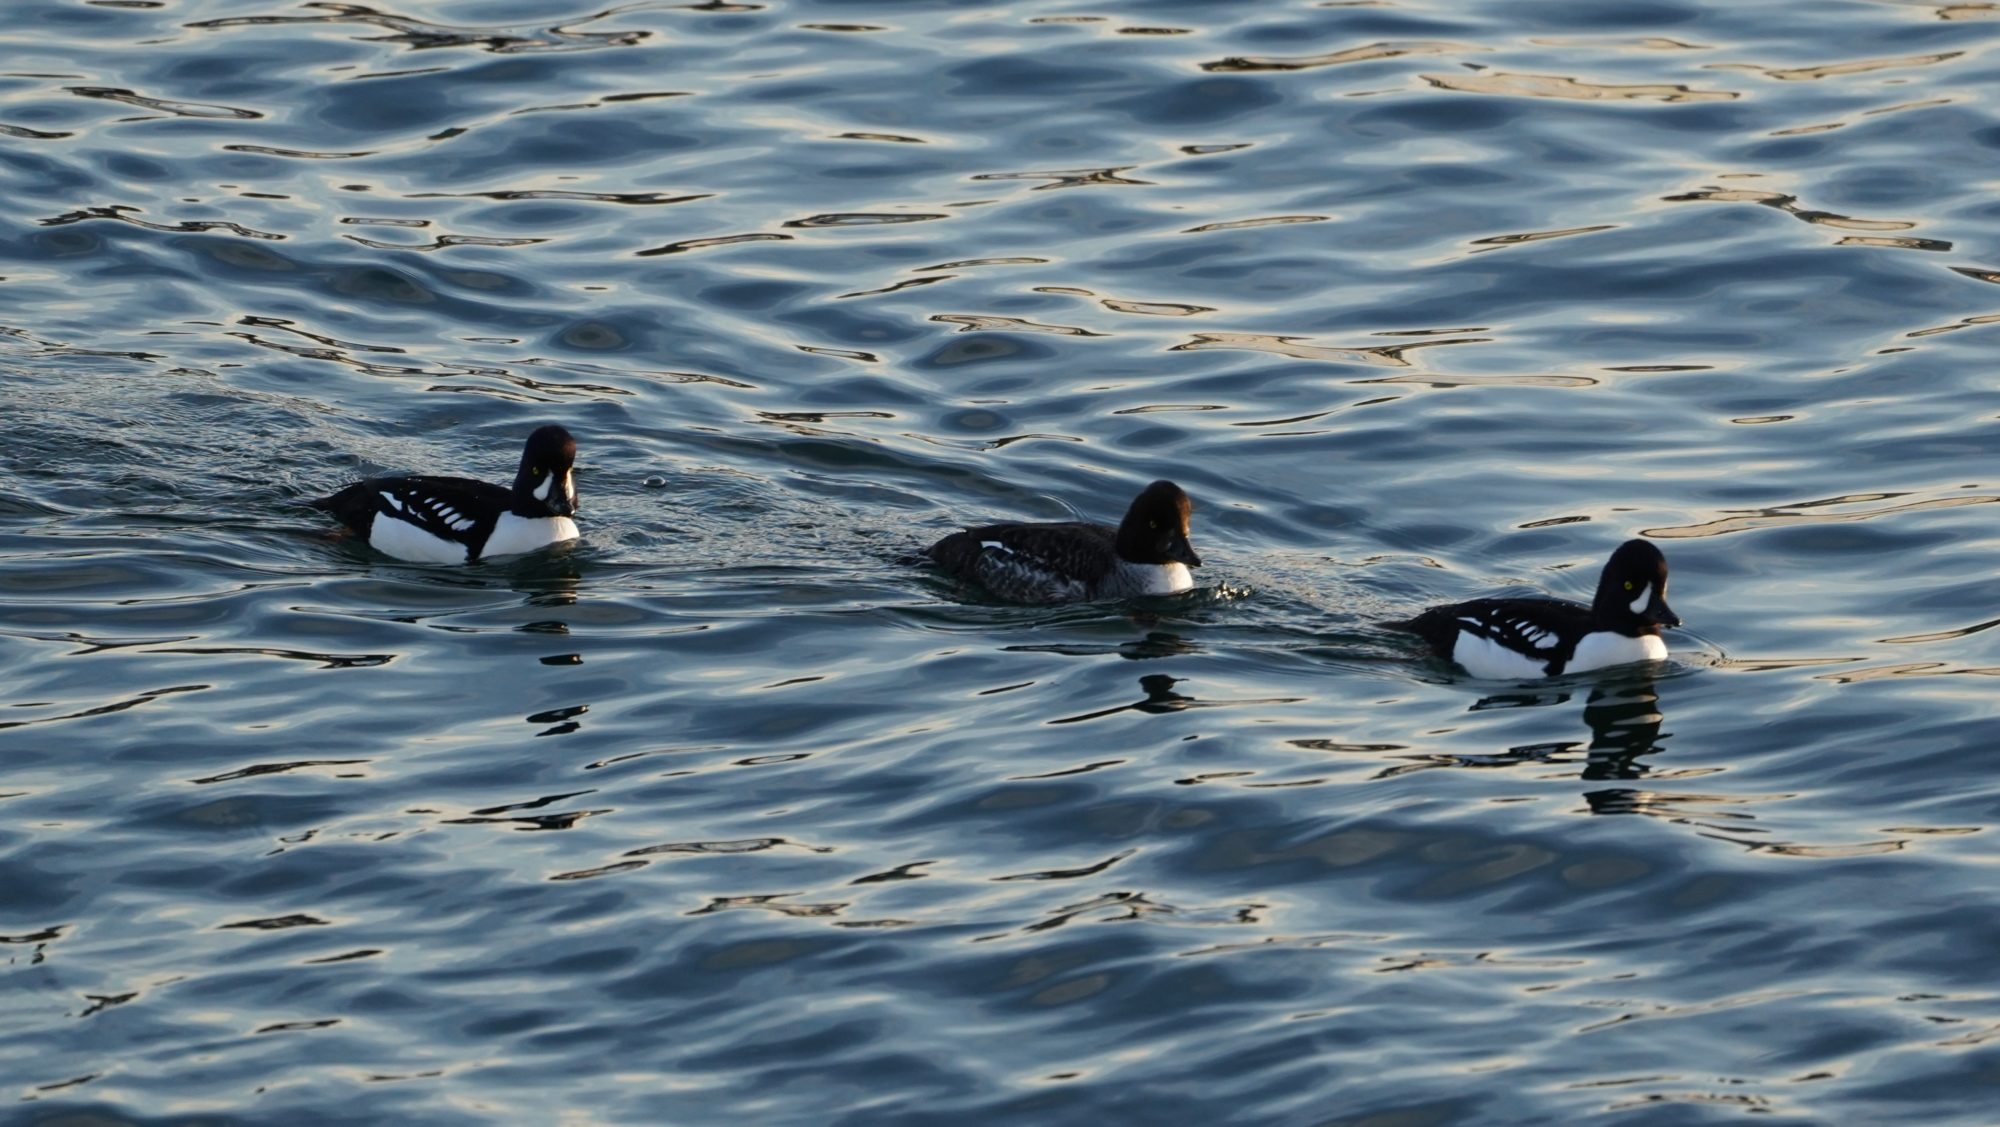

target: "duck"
[925,479,1202,604]
[311,424,579,564]
[1388,539,1681,679]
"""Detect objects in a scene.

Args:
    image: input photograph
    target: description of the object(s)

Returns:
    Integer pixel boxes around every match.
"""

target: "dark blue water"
[4,1,1998,1122]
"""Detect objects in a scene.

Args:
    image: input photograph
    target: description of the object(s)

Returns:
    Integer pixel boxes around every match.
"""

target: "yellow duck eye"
[1148,520,1158,529]
[1623,580,1634,591]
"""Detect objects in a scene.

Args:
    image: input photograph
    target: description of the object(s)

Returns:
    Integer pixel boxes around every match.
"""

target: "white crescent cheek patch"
[532,475,553,501]
[1629,586,1649,616]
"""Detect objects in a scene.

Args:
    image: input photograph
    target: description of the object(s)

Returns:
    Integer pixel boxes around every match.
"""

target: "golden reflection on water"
[1420,71,1740,103]
[1201,40,1474,74]
[1740,51,1964,82]
[1645,493,2000,538]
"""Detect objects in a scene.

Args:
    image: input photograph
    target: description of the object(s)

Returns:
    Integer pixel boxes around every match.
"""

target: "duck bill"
[1167,531,1202,568]
[1643,593,1681,629]
[548,471,577,517]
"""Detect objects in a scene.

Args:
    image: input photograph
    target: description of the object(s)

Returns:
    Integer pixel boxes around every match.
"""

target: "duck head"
[511,424,578,518]
[1115,480,1201,568]
[1591,538,1680,634]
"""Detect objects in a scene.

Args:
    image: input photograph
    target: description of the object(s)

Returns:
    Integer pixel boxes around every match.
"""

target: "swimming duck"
[312,424,579,564]
[926,479,1202,603]
[1389,539,1681,678]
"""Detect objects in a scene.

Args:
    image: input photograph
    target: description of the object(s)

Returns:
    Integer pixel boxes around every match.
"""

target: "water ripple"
[5,0,2000,1122]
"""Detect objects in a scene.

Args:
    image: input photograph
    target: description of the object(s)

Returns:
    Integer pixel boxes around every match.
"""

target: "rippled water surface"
[5,0,2000,1122]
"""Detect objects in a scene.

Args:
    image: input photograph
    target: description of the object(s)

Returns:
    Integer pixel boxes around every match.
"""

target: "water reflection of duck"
[1579,677,1665,784]
[1047,673,1301,726]
[1456,676,1665,785]
[312,425,579,564]
[1048,674,1197,724]
[1389,540,1681,679]
[1004,631,1200,661]
[926,480,1202,603]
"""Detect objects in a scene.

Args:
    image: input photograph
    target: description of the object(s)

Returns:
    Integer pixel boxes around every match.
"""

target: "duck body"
[928,520,1193,603]
[1396,596,1669,679]
[1390,540,1681,679]
[312,425,579,564]
[926,480,1202,605]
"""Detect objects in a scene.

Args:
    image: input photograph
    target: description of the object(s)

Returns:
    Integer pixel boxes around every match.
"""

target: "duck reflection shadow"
[512,563,586,735]
[1005,630,1200,661]
[1429,677,1663,792]
[1048,672,1302,725]
[1576,677,1665,783]
[1293,674,1670,784]
[1577,678,1698,818]
[1050,673,1194,724]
